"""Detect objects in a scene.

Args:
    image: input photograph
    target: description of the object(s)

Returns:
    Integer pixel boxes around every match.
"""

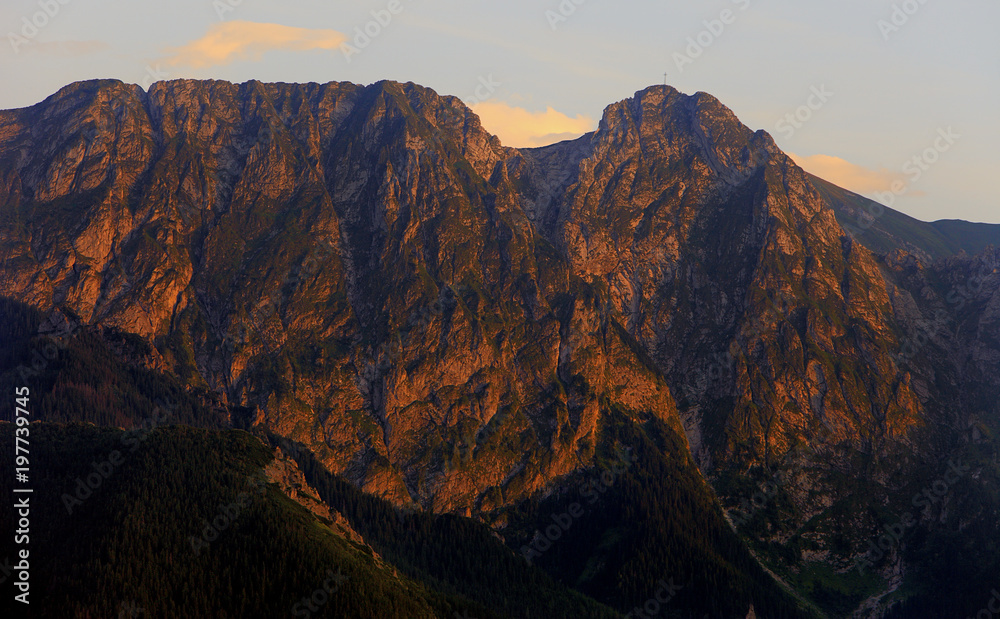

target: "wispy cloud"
[470,100,595,148]
[790,153,911,195]
[164,21,347,68]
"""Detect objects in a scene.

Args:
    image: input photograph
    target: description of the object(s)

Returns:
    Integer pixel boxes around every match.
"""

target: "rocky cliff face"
[3,79,998,615]
[521,86,922,470]
[0,79,681,517]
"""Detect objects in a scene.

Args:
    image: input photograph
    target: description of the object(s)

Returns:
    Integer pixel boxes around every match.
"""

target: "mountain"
[0,421,624,618]
[1,78,998,617]
[811,173,1000,262]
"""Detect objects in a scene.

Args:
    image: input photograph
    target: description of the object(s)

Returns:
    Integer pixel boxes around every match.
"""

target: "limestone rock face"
[0,79,684,516]
[521,86,921,472]
[2,82,998,591]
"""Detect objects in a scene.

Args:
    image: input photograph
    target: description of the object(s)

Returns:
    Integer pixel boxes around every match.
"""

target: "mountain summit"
[2,79,999,617]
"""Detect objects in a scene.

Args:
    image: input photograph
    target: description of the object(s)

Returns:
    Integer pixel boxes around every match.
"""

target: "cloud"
[164,21,347,68]
[470,100,595,148]
[789,153,907,195]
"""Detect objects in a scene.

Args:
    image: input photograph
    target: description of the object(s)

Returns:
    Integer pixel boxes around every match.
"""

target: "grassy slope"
[808,173,1000,261]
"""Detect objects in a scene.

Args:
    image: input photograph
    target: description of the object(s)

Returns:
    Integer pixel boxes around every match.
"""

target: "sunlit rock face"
[3,80,997,574]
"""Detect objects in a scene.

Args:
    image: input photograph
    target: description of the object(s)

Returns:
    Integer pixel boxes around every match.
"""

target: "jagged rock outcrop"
[0,79,682,516]
[3,78,999,617]
[265,446,367,545]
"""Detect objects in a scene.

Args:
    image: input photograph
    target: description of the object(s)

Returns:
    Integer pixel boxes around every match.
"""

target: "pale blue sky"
[1,0,996,222]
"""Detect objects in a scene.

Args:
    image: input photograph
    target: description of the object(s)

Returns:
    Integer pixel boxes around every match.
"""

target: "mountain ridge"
[809,172,1000,262]
[2,78,999,617]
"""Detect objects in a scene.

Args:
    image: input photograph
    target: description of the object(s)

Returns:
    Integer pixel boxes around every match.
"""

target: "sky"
[1,0,996,223]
